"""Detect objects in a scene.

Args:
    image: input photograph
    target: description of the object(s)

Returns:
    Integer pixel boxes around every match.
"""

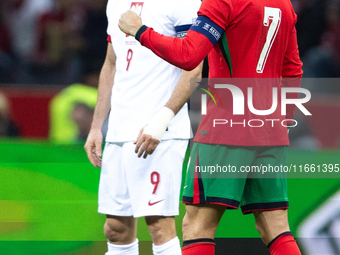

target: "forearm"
[165,61,203,114]
[137,27,213,71]
[143,62,203,141]
[91,61,115,130]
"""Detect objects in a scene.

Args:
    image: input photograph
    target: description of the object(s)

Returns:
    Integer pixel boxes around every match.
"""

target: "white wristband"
[143,107,175,141]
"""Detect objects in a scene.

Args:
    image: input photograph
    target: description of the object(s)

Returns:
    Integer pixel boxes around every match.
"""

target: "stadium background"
[0,0,340,254]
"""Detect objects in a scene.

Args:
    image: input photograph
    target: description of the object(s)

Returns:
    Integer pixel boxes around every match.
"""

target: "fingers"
[126,9,136,16]
[119,11,130,34]
[84,130,103,168]
[84,142,100,167]
[142,142,156,159]
[135,134,145,154]
[151,142,158,153]
[95,140,102,158]
[134,128,143,145]
[142,140,160,159]
[137,136,150,158]
[118,10,143,36]
[84,143,95,166]
[92,147,102,167]
[93,143,102,168]
[135,134,160,159]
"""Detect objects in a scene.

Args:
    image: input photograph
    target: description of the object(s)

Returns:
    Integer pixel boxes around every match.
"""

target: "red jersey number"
[151,171,160,194]
[126,49,133,71]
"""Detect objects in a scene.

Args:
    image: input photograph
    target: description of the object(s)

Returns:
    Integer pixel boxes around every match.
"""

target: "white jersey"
[105,0,201,142]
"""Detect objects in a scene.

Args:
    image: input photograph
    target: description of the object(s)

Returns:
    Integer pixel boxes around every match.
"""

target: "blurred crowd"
[0,0,339,85]
[0,0,339,148]
[0,0,107,85]
[294,0,340,81]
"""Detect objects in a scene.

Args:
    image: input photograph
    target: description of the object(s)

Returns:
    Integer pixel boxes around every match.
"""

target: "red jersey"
[136,0,303,146]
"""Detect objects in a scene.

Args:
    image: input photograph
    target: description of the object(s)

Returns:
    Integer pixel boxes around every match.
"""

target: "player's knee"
[256,220,287,244]
[182,213,193,234]
[104,221,131,243]
[182,211,210,240]
[255,220,267,242]
[145,216,176,244]
[147,219,163,239]
[255,211,289,244]
[104,222,121,242]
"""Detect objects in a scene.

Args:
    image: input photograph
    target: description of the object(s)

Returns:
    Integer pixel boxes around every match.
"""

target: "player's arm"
[84,43,116,167]
[119,8,226,71]
[281,22,303,123]
[135,62,204,158]
[165,63,203,114]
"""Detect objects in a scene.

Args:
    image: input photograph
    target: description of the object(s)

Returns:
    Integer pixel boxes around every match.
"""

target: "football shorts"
[98,139,188,217]
[182,142,289,214]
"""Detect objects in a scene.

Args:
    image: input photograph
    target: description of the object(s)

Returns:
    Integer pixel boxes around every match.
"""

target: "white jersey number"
[256,7,282,73]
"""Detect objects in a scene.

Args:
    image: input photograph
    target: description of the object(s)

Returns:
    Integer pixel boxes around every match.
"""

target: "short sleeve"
[198,0,231,30]
[106,0,113,37]
[171,0,202,38]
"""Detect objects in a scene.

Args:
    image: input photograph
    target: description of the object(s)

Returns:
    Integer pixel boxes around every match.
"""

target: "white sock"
[152,236,181,255]
[105,238,139,255]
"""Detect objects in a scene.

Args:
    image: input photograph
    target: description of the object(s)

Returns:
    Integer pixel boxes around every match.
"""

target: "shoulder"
[106,0,117,17]
[169,0,201,14]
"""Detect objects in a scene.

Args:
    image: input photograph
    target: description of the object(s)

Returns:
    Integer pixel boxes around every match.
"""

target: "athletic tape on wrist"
[143,107,175,141]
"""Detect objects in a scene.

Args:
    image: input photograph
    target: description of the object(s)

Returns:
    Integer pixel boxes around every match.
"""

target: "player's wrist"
[135,25,148,41]
[90,124,102,131]
[143,107,175,141]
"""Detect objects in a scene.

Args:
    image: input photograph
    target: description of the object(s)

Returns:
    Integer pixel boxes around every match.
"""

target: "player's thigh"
[183,142,255,207]
[105,215,138,244]
[182,204,226,240]
[241,146,289,214]
[124,139,188,217]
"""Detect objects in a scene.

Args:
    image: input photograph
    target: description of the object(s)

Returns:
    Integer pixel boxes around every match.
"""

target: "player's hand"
[84,128,103,167]
[134,127,160,159]
[118,10,143,37]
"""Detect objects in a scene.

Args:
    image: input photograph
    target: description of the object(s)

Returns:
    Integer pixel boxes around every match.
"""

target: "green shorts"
[182,143,289,214]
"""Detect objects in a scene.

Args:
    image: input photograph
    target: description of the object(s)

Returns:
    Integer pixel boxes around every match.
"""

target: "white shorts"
[98,139,188,218]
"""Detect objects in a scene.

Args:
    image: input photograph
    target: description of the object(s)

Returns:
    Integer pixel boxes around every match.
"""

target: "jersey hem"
[98,208,134,217]
[98,209,180,218]
[182,196,240,209]
[105,137,191,143]
[133,210,179,218]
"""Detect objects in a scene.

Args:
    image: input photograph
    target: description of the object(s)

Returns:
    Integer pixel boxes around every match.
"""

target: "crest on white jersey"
[130,2,144,16]
[126,2,144,38]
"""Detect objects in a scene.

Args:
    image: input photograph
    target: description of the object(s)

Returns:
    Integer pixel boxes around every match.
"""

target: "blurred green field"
[0,139,339,254]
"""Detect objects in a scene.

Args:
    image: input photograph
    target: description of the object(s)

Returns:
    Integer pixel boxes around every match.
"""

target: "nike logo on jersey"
[148,199,164,206]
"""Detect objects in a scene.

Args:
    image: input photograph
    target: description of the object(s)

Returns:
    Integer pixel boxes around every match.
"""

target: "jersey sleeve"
[170,0,201,38]
[136,0,227,71]
[136,0,230,70]
[137,26,214,71]
[198,0,231,30]
[106,0,113,41]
